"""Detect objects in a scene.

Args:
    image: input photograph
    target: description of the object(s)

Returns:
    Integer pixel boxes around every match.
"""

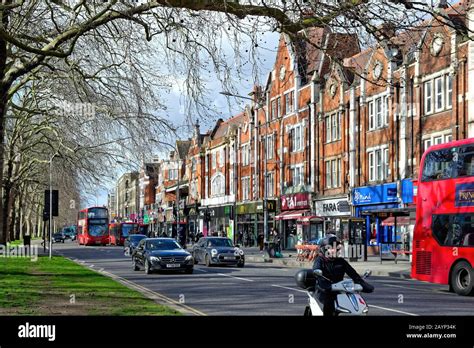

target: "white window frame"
[446,74,453,109]
[326,115,331,142]
[266,135,274,159]
[291,124,303,151]
[242,177,250,201]
[266,172,274,197]
[424,80,433,115]
[277,96,281,118]
[368,145,389,182]
[291,164,304,187]
[422,131,453,153]
[325,161,331,188]
[367,92,389,130]
[241,144,250,166]
[284,90,294,115]
[434,76,444,112]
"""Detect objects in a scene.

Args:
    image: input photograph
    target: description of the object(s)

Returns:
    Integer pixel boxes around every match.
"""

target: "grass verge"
[0,255,180,316]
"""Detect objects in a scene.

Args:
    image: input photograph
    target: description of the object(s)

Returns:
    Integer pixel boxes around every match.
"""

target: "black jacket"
[312,255,373,293]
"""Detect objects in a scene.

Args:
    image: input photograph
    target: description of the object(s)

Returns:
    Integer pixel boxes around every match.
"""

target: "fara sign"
[315,198,351,216]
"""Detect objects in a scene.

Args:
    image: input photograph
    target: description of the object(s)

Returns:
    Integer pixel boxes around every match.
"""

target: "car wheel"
[133,257,139,271]
[205,254,212,267]
[185,268,194,274]
[237,261,245,268]
[145,259,152,274]
[450,261,473,296]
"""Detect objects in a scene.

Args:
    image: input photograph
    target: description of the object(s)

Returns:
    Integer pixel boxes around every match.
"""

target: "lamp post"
[48,151,59,260]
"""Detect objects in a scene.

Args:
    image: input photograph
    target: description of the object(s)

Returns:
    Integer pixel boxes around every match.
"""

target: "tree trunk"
[0,8,9,245]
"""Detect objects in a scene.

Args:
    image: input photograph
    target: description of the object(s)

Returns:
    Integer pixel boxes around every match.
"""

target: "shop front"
[314,197,351,238]
[275,193,312,249]
[236,200,277,247]
[198,205,232,238]
[352,180,414,256]
[187,204,200,242]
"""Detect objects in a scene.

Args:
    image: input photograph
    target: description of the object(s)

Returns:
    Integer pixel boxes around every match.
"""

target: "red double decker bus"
[108,222,139,246]
[412,138,474,295]
[77,206,109,246]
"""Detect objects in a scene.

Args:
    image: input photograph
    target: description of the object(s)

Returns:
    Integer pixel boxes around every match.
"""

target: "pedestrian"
[257,232,264,251]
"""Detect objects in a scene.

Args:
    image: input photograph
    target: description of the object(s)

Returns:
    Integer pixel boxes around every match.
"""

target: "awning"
[275,209,309,221]
[381,216,411,226]
[297,215,324,224]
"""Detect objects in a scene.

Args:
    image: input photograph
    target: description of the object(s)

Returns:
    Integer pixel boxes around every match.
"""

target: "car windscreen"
[146,240,182,250]
[130,235,146,243]
[208,238,233,247]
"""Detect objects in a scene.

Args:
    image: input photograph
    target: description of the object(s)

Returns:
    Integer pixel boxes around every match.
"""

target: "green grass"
[7,237,41,247]
[0,256,180,316]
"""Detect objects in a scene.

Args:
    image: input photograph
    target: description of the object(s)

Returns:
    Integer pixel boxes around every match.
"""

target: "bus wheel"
[450,261,473,296]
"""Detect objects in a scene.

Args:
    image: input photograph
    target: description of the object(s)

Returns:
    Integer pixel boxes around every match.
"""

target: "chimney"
[194,121,201,145]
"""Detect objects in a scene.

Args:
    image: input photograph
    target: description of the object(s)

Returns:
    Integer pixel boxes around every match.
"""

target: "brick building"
[136,0,474,251]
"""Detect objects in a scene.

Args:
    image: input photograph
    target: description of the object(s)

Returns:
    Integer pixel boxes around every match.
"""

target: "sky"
[88,27,281,208]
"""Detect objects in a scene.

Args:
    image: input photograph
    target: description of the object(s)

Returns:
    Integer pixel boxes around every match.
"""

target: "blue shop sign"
[401,179,414,204]
[352,183,398,206]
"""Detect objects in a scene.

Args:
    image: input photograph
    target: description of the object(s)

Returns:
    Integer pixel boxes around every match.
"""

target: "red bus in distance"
[412,138,474,295]
[77,206,109,246]
[109,222,139,246]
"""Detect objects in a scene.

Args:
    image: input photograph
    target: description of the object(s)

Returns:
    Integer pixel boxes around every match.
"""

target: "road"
[53,242,474,316]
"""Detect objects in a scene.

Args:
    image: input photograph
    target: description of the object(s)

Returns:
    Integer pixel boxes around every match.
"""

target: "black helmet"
[318,234,341,258]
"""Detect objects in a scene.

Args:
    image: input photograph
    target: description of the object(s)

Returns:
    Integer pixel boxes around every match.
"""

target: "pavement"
[242,247,412,279]
[44,241,474,316]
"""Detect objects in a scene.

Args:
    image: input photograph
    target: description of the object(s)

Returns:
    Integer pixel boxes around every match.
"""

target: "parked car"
[132,238,194,274]
[124,234,147,256]
[53,232,65,243]
[192,237,245,267]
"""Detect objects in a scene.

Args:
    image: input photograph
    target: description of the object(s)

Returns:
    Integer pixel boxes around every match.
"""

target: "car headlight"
[149,256,161,262]
[185,255,193,261]
[211,249,218,256]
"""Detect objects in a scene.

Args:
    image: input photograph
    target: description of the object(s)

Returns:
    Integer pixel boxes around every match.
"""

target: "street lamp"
[49,151,60,259]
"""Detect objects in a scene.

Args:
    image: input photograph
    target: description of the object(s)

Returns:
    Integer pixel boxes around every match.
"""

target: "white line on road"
[270,285,419,316]
[370,305,418,316]
[217,273,254,282]
[271,285,306,293]
[194,269,208,273]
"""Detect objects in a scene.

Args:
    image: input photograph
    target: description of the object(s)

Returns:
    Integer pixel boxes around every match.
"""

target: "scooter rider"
[313,234,374,316]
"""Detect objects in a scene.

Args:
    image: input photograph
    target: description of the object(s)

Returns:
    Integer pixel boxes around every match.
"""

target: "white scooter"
[295,268,372,316]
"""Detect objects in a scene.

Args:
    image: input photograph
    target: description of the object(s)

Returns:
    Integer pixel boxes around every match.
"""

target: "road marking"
[194,269,208,273]
[370,305,418,316]
[373,282,456,295]
[217,273,254,282]
[271,285,306,293]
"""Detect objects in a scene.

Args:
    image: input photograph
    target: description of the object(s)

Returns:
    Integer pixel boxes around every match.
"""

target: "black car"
[53,232,65,243]
[124,234,147,256]
[132,238,194,274]
[192,237,244,267]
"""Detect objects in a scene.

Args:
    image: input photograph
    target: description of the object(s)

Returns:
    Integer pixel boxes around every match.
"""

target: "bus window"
[422,148,455,181]
[422,145,474,181]
[432,214,474,247]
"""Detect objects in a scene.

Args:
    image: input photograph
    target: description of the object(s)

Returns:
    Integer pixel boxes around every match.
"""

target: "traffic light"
[44,190,59,217]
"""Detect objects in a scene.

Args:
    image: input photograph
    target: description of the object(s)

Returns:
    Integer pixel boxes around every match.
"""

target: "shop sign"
[281,193,310,211]
[456,183,474,206]
[352,183,398,206]
[315,198,350,216]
